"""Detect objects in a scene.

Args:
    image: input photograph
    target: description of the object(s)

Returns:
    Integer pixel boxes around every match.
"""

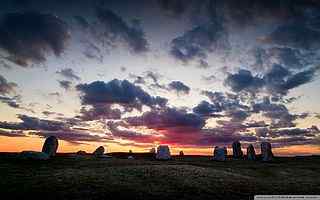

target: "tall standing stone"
[261,142,273,161]
[179,151,184,157]
[232,140,243,159]
[213,146,227,161]
[93,146,105,157]
[246,144,256,160]
[156,145,171,160]
[42,136,58,157]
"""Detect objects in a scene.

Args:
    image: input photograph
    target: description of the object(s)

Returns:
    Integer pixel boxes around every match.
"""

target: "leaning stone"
[93,146,105,157]
[42,136,58,157]
[20,151,49,160]
[261,142,273,161]
[246,144,256,160]
[156,145,171,160]
[232,140,243,159]
[213,146,227,161]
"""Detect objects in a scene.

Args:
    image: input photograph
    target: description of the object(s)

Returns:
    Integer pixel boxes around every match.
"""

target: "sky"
[0,0,320,156]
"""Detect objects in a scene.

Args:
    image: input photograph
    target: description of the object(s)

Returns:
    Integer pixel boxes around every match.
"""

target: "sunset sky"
[0,0,320,156]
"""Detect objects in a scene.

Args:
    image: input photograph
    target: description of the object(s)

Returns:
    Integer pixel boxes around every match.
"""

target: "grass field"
[0,153,319,200]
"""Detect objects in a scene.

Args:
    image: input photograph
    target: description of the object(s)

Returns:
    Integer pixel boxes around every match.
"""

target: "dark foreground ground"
[0,153,319,200]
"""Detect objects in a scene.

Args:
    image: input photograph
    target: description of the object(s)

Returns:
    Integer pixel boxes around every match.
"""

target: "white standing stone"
[156,145,171,160]
[42,136,58,157]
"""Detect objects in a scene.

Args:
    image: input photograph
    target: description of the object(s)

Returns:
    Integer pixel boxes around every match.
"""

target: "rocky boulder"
[93,146,105,157]
[213,146,227,161]
[156,145,171,160]
[42,136,58,157]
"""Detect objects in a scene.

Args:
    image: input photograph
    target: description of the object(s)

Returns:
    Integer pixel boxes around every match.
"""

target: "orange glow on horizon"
[1,136,320,156]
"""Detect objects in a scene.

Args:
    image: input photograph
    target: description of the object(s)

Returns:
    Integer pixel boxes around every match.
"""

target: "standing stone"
[246,144,256,160]
[261,142,273,161]
[42,136,58,157]
[156,145,171,160]
[213,146,227,161]
[93,146,105,157]
[179,151,184,157]
[232,140,243,159]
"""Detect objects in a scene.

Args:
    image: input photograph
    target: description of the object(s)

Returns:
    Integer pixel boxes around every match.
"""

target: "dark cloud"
[96,8,149,53]
[107,121,156,143]
[58,80,72,90]
[158,0,190,17]
[281,66,319,91]
[0,95,20,108]
[126,107,205,131]
[225,65,320,96]
[0,129,26,137]
[168,81,190,94]
[170,21,229,65]
[56,68,80,81]
[201,91,249,111]
[268,47,303,69]
[262,23,320,50]
[0,95,35,113]
[0,75,17,95]
[30,129,112,145]
[130,71,166,90]
[268,127,319,138]
[192,100,221,116]
[76,79,167,110]
[74,15,90,29]
[224,69,264,94]
[0,114,69,131]
[0,114,111,144]
[77,104,121,121]
[158,0,216,25]
[255,127,269,137]
[0,11,70,66]
[226,110,249,122]
[252,97,306,128]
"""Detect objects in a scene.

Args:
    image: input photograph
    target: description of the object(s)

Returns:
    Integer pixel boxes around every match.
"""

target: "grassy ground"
[0,153,319,200]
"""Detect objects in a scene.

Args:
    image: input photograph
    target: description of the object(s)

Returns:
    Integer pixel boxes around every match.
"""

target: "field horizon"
[1,153,320,200]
